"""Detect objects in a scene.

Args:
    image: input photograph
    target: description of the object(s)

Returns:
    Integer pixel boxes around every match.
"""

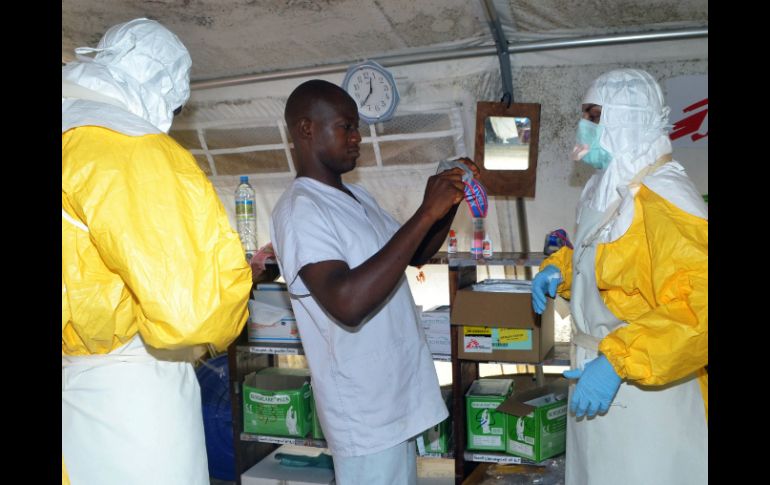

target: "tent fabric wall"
[170,38,707,259]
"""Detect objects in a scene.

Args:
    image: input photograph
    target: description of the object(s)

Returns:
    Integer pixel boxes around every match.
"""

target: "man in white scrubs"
[271,79,475,484]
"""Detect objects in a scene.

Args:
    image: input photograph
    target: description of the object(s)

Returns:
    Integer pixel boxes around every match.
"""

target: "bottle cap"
[240,175,248,184]
[449,230,456,237]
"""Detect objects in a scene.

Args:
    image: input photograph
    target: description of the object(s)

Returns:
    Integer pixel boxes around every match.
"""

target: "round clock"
[342,60,400,124]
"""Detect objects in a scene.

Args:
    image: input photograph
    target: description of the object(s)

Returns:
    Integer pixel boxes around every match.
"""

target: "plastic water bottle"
[235,175,257,261]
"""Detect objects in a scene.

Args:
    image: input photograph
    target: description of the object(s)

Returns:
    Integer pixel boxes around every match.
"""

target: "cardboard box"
[450,284,555,363]
[465,378,514,452]
[420,305,451,357]
[248,283,300,343]
[242,370,313,437]
[241,445,335,485]
[256,368,325,440]
[419,386,452,454]
[497,378,568,462]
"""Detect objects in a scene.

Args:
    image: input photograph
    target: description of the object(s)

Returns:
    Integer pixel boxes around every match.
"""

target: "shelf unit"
[227,259,457,483]
[228,253,567,483]
[443,251,570,484]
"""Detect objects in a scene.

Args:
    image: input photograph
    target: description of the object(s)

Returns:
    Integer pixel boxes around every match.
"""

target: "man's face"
[311,95,362,175]
[581,103,602,124]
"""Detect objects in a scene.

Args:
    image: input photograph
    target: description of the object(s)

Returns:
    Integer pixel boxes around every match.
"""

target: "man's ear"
[298,118,312,139]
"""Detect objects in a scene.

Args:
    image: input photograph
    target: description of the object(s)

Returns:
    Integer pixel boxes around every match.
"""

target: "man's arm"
[299,168,465,327]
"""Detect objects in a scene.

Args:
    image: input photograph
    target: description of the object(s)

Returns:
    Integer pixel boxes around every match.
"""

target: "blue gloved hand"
[563,355,622,418]
[531,265,562,314]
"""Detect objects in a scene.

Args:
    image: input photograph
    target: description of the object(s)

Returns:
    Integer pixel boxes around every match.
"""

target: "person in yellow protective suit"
[531,69,707,485]
[62,19,252,485]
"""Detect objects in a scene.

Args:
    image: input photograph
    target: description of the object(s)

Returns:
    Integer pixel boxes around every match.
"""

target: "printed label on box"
[492,328,532,350]
[472,435,502,447]
[508,439,534,457]
[497,329,529,344]
[464,326,493,353]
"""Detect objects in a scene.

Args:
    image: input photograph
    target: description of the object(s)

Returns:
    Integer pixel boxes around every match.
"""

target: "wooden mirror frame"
[474,101,541,197]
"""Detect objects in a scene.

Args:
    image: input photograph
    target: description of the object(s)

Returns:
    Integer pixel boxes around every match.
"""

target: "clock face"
[344,65,398,122]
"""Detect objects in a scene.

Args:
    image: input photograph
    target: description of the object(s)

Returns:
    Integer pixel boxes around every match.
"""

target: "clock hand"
[360,77,373,107]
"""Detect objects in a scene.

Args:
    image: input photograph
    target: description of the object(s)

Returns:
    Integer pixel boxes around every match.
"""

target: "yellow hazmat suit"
[62,19,251,485]
[62,127,250,354]
[543,69,707,485]
[544,184,708,400]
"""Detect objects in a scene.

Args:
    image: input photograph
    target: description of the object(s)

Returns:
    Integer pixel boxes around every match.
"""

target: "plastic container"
[235,175,258,260]
[471,218,485,259]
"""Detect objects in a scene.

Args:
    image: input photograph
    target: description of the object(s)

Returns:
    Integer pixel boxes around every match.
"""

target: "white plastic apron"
[62,335,209,485]
[565,158,707,485]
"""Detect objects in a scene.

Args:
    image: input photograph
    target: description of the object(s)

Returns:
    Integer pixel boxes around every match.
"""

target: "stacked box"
[310,391,324,440]
[498,378,568,461]
[256,368,325,440]
[242,368,312,437]
[420,385,452,454]
[248,283,299,343]
[450,281,557,363]
[465,378,514,452]
[420,305,451,357]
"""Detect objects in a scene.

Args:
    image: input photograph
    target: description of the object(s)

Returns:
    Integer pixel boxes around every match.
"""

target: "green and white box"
[498,378,568,461]
[310,391,324,440]
[465,378,514,452]
[420,386,452,454]
[242,369,312,437]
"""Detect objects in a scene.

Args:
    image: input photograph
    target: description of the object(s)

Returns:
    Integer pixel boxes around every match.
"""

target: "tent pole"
[481,0,533,277]
[190,28,707,90]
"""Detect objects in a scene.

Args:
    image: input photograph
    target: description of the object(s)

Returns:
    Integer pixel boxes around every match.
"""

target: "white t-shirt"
[270,177,448,457]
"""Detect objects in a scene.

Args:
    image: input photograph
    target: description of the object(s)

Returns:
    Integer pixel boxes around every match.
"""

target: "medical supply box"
[418,385,453,454]
[450,280,555,364]
[420,305,451,358]
[242,368,312,437]
[465,378,514,452]
[248,283,299,343]
[497,378,568,462]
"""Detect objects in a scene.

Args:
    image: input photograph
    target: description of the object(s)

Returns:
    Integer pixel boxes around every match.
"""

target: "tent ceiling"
[62,0,707,83]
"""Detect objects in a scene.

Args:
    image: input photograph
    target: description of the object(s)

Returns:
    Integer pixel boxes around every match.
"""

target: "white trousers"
[332,439,416,485]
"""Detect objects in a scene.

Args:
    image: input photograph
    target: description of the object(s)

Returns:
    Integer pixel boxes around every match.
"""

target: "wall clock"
[341,60,400,124]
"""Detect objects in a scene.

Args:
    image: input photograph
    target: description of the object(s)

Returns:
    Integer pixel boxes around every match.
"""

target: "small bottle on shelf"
[447,229,458,254]
[482,233,493,258]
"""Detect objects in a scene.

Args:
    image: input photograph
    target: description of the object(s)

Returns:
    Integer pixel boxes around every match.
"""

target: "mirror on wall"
[475,102,541,197]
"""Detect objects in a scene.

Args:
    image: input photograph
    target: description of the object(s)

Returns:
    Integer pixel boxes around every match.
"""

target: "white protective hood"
[577,69,673,216]
[62,18,192,134]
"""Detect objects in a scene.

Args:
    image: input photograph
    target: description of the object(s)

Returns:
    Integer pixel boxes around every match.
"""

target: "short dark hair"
[284,79,350,130]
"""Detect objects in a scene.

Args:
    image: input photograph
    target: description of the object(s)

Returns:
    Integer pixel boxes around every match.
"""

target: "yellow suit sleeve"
[540,246,573,299]
[66,128,251,351]
[599,187,707,386]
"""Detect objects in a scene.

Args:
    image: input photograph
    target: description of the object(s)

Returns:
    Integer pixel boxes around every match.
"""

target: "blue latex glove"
[563,355,622,418]
[531,265,562,314]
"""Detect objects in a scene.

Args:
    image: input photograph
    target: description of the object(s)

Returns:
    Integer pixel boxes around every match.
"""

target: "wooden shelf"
[463,450,552,466]
[239,433,327,448]
[236,342,304,355]
[426,251,546,267]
